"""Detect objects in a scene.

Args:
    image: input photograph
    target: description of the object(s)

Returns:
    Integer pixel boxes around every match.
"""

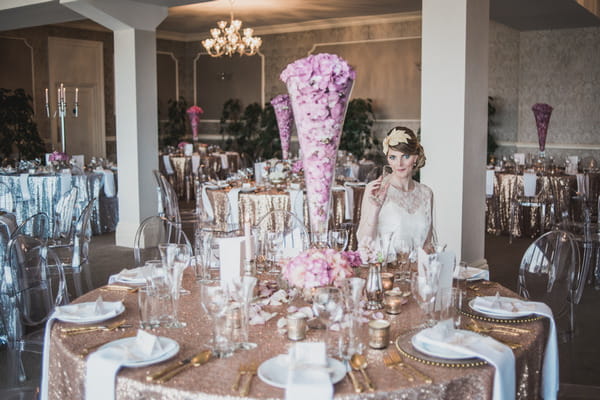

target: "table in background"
[0,172,118,236]
[45,274,548,399]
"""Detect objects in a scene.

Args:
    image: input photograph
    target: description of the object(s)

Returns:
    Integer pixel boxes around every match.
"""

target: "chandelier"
[202,0,262,57]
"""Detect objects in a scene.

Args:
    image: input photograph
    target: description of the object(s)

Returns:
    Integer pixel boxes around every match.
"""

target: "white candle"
[75,87,78,103]
[45,88,48,104]
[57,88,61,103]
[244,224,253,261]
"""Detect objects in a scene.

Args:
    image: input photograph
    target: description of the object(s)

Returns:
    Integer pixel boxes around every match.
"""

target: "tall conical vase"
[280,53,355,247]
[532,103,553,159]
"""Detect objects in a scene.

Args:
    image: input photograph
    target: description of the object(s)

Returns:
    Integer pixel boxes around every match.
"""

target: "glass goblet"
[199,281,235,358]
[328,229,349,252]
[312,286,344,357]
[411,272,438,326]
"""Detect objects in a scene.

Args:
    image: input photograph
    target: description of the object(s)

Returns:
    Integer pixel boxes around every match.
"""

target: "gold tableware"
[100,285,139,293]
[155,350,212,383]
[231,365,248,392]
[467,320,521,336]
[239,364,257,396]
[147,350,208,382]
[61,320,129,335]
[80,331,137,358]
[383,353,414,382]
[350,354,375,392]
[345,360,364,393]
[389,348,433,384]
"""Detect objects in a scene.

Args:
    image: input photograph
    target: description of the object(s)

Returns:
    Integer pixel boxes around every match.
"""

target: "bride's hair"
[384,126,426,171]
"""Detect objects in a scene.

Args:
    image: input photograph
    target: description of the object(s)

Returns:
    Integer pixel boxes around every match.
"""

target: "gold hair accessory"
[382,128,411,155]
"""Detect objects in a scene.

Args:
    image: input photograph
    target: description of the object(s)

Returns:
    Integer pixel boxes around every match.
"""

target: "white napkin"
[219,154,229,170]
[471,296,558,400]
[523,172,537,197]
[576,173,588,197]
[184,143,193,156]
[227,187,241,225]
[343,183,354,220]
[19,173,31,201]
[60,170,72,196]
[219,236,246,287]
[108,267,148,286]
[285,342,333,400]
[288,188,304,224]
[162,155,174,175]
[202,184,217,221]
[53,299,124,322]
[485,170,495,196]
[453,265,489,281]
[254,162,267,185]
[413,320,515,400]
[191,154,200,175]
[85,330,166,400]
[513,153,525,165]
[102,169,116,198]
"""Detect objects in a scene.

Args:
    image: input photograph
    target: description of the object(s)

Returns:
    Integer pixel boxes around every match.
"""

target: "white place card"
[218,236,246,287]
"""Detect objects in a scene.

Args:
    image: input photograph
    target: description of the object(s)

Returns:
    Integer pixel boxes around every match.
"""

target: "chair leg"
[72,269,84,298]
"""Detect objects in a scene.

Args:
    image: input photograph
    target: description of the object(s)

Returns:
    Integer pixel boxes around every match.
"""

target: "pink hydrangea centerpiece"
[271,94,294,159]
[280,53,355,238]
[48,151,69,162]
[531,103,553,155]
[282,248,356,289]
[186,105,204,142]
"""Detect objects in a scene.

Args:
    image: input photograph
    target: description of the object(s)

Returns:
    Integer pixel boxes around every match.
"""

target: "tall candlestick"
[75,87,78,103]
[45,88,49,104]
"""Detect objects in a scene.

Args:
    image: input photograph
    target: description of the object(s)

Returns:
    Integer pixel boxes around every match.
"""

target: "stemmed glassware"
[411,269,440,326]
[158,243,191,328]
[312,286,345,357]
[394,236,414,297]
[199,281,235,358]
[265,230,284,273]
[328,229,349,251]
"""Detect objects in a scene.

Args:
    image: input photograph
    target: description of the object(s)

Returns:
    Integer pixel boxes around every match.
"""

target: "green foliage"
[160,97,188,148]
[340,98,379,159]
[219,99,280,160]
[0,88,45,160]
[488,96,498,156]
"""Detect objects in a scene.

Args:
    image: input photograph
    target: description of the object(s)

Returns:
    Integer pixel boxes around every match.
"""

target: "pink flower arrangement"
[186,105,204,142]
[48,151,69,162]
[282,248,355,289]
[271,94,294,159]
[531,103,553,152]
[280,53,355,235]
[177,141,190,149]
[291,159,303,174]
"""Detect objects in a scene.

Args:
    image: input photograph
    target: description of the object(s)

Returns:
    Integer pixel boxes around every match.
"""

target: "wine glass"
[312,287,344,357]
[328,229,349,251]
[158,243,191,328]
[411,271,439,326]
[199,281,235,358]
[265,230,284,273]
[394,236,414,297]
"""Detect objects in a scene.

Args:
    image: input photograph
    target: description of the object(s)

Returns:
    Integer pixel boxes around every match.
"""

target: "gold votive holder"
[287,312,308,341]
[368,319,390,349]
[384,290,404,315]
[381,272,395,291]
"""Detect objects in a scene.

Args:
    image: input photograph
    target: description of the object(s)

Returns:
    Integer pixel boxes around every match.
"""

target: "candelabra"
[45,83,79,153]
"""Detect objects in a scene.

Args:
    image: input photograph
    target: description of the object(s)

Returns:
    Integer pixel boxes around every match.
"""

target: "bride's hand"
[366,176,389,207]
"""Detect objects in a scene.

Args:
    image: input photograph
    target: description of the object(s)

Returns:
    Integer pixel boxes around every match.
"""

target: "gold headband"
[382,128,411,155]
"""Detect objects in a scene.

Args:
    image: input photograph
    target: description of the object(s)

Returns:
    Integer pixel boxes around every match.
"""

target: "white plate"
[55,301,125,324]
[98,336,179,367]
[258,355,346,388]
[411,333,473,360]
[453,266,487,281]
[240,186,256,192]
[469,297,535,319]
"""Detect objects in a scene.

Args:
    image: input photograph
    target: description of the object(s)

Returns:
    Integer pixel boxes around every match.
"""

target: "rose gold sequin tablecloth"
[47,275,548,400]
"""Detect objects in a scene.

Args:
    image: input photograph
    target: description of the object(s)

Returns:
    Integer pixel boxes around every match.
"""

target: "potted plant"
[0,88,45,161]
[159,96,188,148]
[340,98,379,159]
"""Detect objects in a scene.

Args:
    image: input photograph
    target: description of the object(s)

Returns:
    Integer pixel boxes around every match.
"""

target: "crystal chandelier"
[202,0,262,57]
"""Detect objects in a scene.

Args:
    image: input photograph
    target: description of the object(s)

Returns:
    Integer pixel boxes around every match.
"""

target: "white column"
[62,0,167,246]
[420,0,489,265]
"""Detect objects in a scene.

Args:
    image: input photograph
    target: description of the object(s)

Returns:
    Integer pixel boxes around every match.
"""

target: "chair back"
[71,198,95,269]
[0,182,14,212]
[133,216,191,267]
[254,210,308,259]
[14,212,50,243]
[53,187,78,242]
[518,230,579,335]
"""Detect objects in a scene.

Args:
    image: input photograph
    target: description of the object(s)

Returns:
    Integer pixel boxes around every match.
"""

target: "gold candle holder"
[287,312,308,341]
[381,272,395,291]
[368,319,390,349]
[384,290,404,314]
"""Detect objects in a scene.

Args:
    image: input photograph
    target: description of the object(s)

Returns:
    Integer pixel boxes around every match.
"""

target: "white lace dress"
[357,180,433,251]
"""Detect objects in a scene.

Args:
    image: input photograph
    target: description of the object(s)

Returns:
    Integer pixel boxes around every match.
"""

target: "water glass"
[328,229,349,251]
[411,271,439,325]
[312,287,344,357]
[138,287,160,329]
[199,281,235,358]
[438,287,463,328]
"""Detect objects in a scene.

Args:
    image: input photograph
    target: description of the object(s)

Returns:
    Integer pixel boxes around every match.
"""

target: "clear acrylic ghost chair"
[50,186,79,247]
[133,216,192,267]
[1,234,65,383]
[518,229,580,341]
[13,212,50,243]
[0,181,15,212]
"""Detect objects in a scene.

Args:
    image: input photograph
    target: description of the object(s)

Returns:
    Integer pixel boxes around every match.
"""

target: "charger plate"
[459,302,544,325]
[395,329,487,368]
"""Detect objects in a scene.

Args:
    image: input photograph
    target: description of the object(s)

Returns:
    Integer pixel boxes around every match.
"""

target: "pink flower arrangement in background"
[282,248,355,289]
[48,151,69,162]
[186,105,204,142]
[291,159,303,174]
[531,103,553,153]
[177,141,190,149]
[280,53,355,235]
[271,94,294,159]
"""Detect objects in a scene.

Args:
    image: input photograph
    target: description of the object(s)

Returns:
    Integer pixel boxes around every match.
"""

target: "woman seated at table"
[356,126,433,253]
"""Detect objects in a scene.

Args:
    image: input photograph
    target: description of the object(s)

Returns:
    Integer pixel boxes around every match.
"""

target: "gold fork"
[382,353,414,382]
[232,364,253,392]
[389,348,433,384]
[79,331,137,358]
[239,363,258,396]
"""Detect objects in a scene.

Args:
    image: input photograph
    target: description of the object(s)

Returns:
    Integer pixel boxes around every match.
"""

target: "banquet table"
[0,171,118,236]
[485,170,600,238]
[44,273,550,399]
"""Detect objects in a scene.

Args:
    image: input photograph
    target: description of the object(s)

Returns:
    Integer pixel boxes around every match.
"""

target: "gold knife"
[156,350,212,384]
[61,320,128,335]
[146,350,208,382]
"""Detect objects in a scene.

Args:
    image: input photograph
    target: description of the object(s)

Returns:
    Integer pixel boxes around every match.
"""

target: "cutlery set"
[383,348,433,384]
[61,320,132,336]
[146,350,212,384]
[231,363,258,396]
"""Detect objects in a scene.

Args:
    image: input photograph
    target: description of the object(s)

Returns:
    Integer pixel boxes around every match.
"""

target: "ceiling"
[0,0,599,35]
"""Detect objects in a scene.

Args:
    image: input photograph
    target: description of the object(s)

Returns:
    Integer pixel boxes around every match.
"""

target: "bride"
[356,126,433,254]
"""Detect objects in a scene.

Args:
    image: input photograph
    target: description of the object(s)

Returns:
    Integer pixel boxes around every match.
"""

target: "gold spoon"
[350,354,375,392]
[156,350,212,383]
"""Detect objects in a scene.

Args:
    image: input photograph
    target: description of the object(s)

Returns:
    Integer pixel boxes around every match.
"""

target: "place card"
[218,236,246,287]
[135,329,163,358]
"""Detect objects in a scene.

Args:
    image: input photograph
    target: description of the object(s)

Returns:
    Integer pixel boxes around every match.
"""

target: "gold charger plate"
[394,329,487,368]
[460,299,544,325]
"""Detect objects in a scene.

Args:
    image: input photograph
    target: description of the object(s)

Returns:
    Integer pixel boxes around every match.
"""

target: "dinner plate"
[97,336,179,367]
[55,301,125,324]
[468,297,535,319]
[240,186,256,192]
[453,266,487,281]
[257,355,345,388]
[411,333,473,360]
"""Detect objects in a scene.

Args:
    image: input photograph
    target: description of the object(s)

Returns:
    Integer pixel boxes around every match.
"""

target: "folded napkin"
[19,173,31,201]
[471,295,558,400]
[576,173,588,197]
[162,155,174,175]
[102,169,116,198]
[85,330,168,400]
[523,172,537,197]
[54,297,124,322]
[60,170,72,196]
[343,184,354,220]
[219,154,229,170]
[285,342,333,400]
[413,320,515,400]
[202,184,217,221]
[227,187,241,225]
[453,265,489,281]
[485,170,495,196]
[191,154,200,175]
[288,188,304,224]
[108,266,150,286]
